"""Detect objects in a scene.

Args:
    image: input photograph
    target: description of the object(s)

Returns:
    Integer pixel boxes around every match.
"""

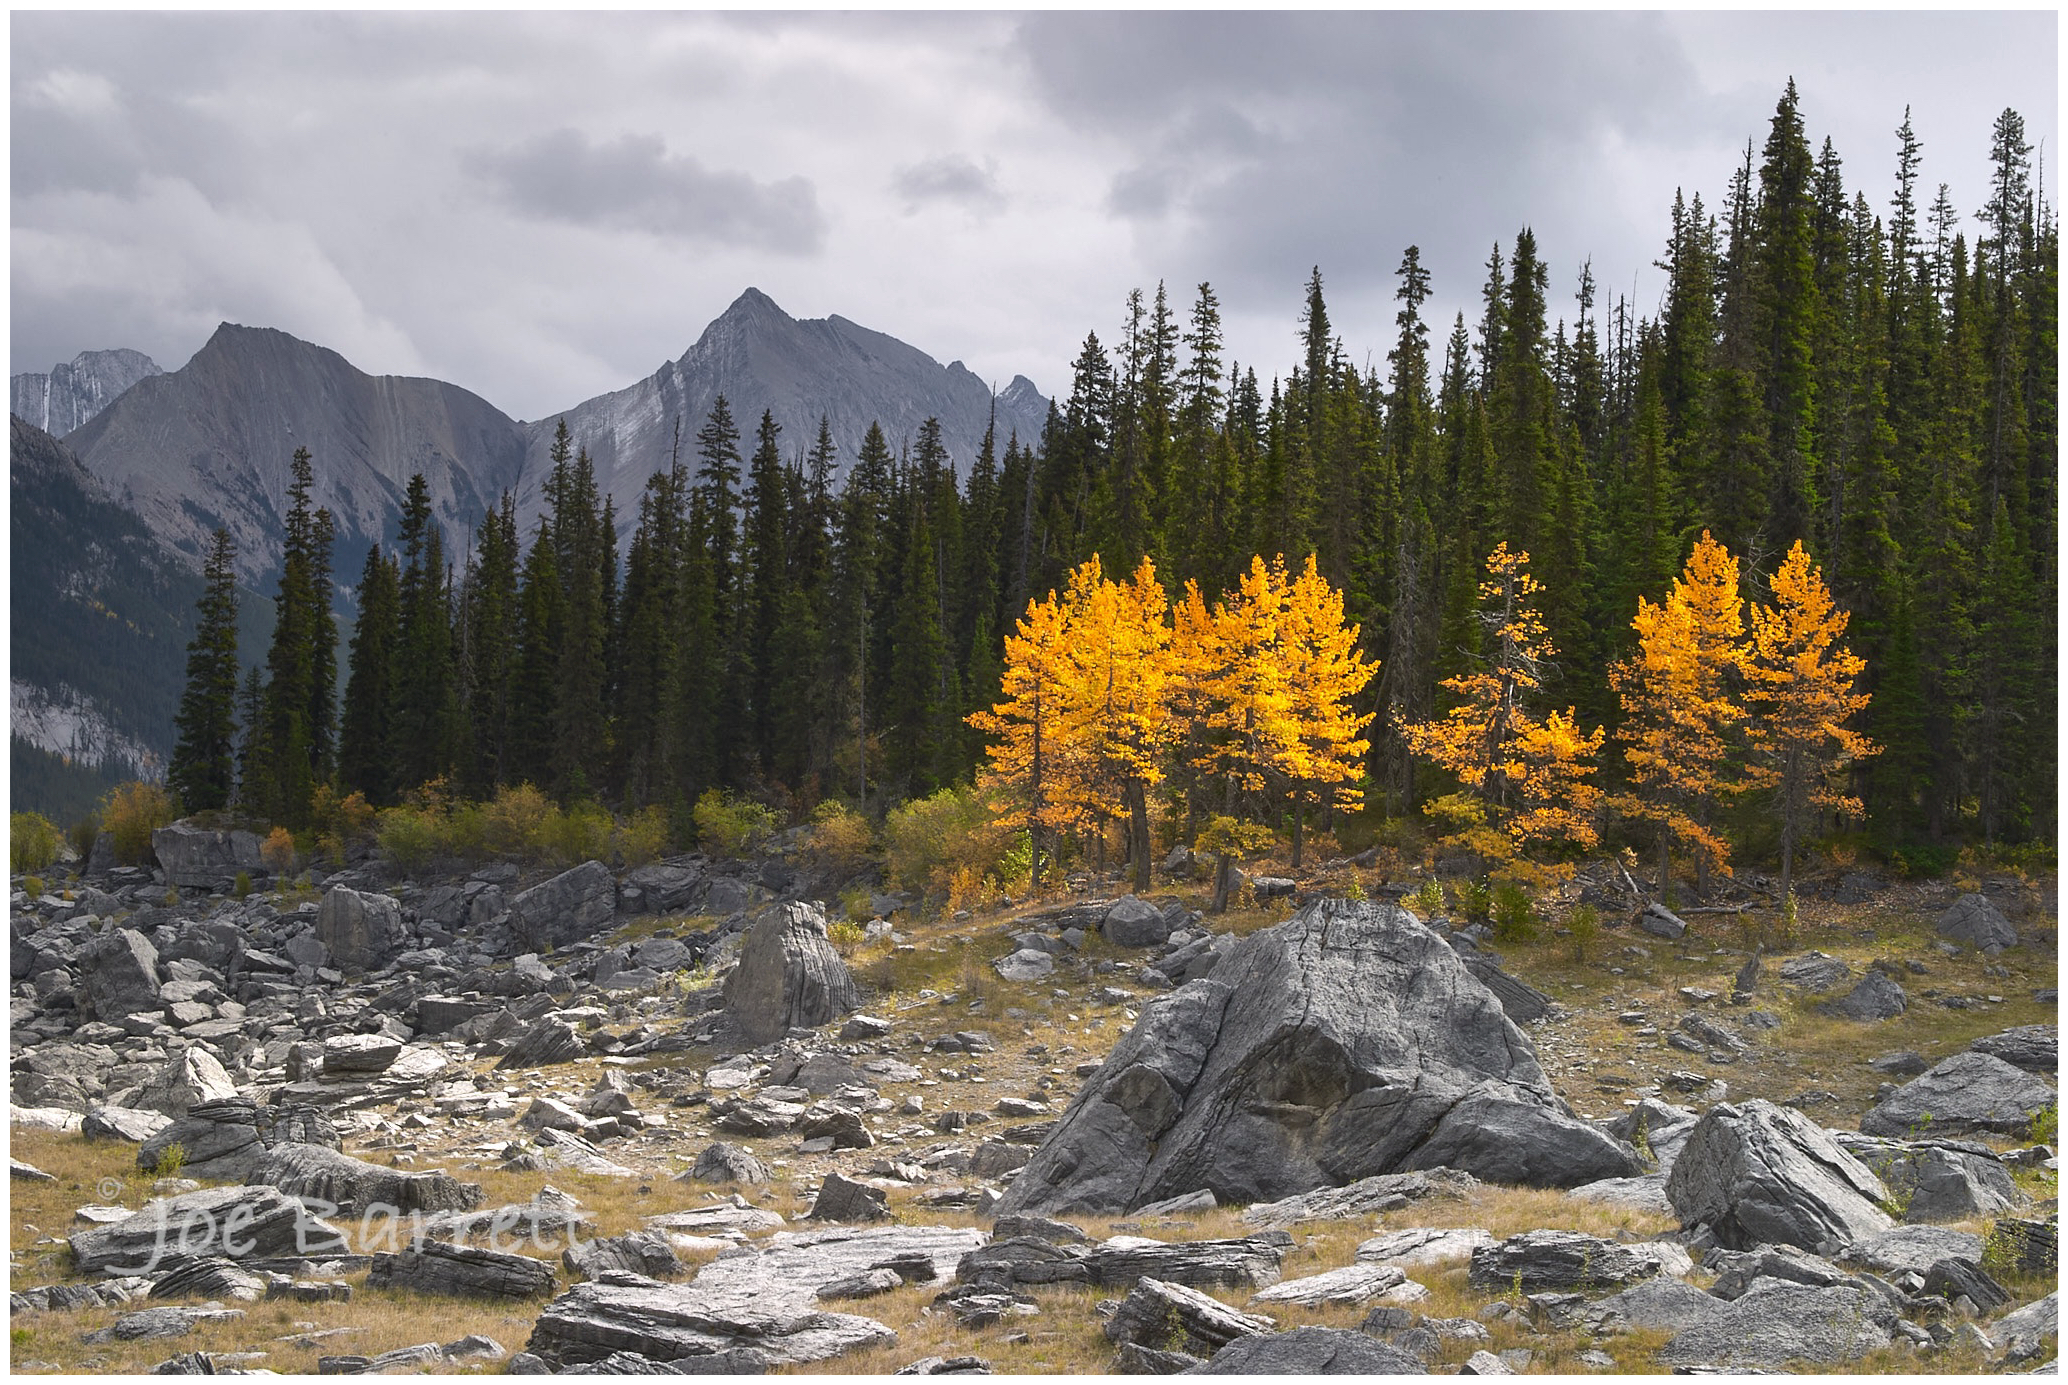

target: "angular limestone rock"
[722,902,860,1044]
[1665,1099,1893,1254]
[995,900,1639,1216]
[366,1239,557,1300]
[1859,1052,2057,1139]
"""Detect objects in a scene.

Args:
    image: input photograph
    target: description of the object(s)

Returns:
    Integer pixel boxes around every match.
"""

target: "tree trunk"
[1129,780,1151,895]
[1658,829,1672,907]
[1291,795,1305,869]
[1210,853,1233,914]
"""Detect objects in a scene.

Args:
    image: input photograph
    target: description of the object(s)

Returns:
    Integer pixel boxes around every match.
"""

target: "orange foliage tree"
[965,586,1083,891]
[1742,540,1877,898]
[1610,532,1749,899]
[1269,555,1378,866]
[1402,543,1604,881]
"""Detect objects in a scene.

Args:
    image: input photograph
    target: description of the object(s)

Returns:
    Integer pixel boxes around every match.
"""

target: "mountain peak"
[721,287,792,323]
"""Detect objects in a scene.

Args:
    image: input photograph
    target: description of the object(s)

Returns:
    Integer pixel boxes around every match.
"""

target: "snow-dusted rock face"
[10,348,161,437]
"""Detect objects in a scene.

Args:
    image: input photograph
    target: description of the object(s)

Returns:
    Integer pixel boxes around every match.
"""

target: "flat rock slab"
[1970,1025,2058,1073]
[1356,1227,1498,1270]
[85,1305,244,1344]
[1191,1325,1427,1374]
[646,1205,788,1235]
[1467,1231,1673,1294]
[690,1226,990,1315]
[995,900,1639,1218]
[71,1185,347,1276]
[524,1276,896,1369]
[1585,1277,1730,1334]
[367,1239,557,1300]
[1103,1276,1274,1357]
[1860,1052,2058,1138]
[1665,1100,1892,1254]
[1249,1263,1407,1308]
[1841,1224,1984,1277]
[250,1141,482,1217]
[1083,1235,1287,1290]
[1657,1280,1896,1370]
[1241,1169,1479,1227]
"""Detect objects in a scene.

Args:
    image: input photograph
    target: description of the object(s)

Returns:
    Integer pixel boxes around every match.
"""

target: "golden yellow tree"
[1402,543,1604,879]
[967,587,1083,890]
[1742,540,1877,899]
[1170,555,1291,809]
[1610,532,1749,899]
[1054,556,1176,893]
[1268,554,1378,866]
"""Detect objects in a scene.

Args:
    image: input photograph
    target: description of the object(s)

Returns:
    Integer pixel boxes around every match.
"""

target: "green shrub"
[68,810,101,864]
[233,870,253,899]
[1406,879,1445,918]
[545,799,616,866]
[805,800,875,868]
[693,789,781,858]
[482,782,553,858]
[153,1142,188,1178]
[1490,882,1536,941]
[838,884,875,921]
[827,918,867,948]
[1452,877,1494,925]
[1567,903,1601,961]
[1343,876,1367,903]
[619,804,672,866]
[883,786,1014,901]
[1889,842,1958,879]
[22,875,44,900]
[101,781,175,865]
[377,805,443,870]
[11,811,62,874]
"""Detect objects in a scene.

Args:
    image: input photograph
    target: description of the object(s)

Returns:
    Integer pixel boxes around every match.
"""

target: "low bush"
[805,800,874,868]
[481,783,553,858]
[1490,882,1536,941]
[1566,902,1601,961]
[619,804,671,866]
[22,875,45,900]
[11,811,61,874]
[67,810,101,864]
[261,825,297,876]
[884,786,1018,906]
[545,799,616,866]
[102,782,175,865]
[233,870,253,899]
[694,789,780,858]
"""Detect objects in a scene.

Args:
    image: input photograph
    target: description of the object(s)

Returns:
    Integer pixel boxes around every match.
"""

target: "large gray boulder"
[511,861,618,952]
[132,1048,238,1118]
[1104,896,1174,949]
[366,1239,557,1300]
[1665,1100,1893,1254]
[1935,893,2018,952]
[315,886,407,972]
[1859,1052,2057,1138]
[993,900,1641,1217]
[1656,1280,1897,1370]
[249,1142,484,1217]
[722,902,860,1045]
[151,822,264,888]
[1819,972,1906,1021]
[70,1186,347,1275]
[1970,1024,2058,1074]
[81,928,161,1021]
[1191,1326,1426,1374]
[618,861,703,916]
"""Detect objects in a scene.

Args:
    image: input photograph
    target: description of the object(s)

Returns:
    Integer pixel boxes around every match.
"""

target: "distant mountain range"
[10,348,163,437]
[23,289,1049,583]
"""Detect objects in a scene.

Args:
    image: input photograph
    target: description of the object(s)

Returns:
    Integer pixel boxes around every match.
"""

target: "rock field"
[8,827,2058,1374]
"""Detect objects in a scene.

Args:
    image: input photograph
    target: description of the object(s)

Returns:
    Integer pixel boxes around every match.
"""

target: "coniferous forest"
[173,88,2056,873]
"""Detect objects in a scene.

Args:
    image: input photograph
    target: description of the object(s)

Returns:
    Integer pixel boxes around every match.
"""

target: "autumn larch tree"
[1742,540,1877,899]
[967,586,1080,891]
[1609,531,1749,900]
[1268,553,1377,866]
[1055,555,1175,893]
[1403,543,1604,881]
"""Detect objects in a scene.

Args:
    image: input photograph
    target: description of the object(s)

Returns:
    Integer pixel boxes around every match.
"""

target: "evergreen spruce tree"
[338,542,400,803]
[168,528,242,813]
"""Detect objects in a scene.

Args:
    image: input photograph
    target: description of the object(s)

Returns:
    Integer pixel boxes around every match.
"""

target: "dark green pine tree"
[1752,79,1822,550]
[168,527,242,813]
[234,663,269,813]
[258,447,338,826]
[508,514,564,791]
[550,447,611,799]
[458,493,521,794]
[828,422,891,807]
[693,396,746,785]
[742,409,789,776]
[616,434,688,807]
[338,542,401,803]
[392,473,457,794]
[1865,586,1928,850]
[884,501,955,797]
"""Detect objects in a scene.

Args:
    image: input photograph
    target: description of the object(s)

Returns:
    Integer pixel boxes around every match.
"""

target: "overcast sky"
[12,11,2057,425]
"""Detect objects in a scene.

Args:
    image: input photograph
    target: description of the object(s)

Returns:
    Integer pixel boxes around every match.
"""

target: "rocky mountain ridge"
[47,290,1048,583]
[10,349,162,439]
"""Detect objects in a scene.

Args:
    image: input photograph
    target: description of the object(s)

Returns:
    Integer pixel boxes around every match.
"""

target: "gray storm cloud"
[466,129,826,255]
